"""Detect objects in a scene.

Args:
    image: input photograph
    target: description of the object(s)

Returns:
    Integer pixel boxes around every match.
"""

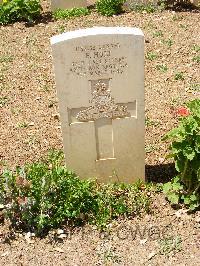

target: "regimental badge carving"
[76,81,130,122]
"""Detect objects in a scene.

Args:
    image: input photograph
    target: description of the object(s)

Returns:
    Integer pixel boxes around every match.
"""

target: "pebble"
[1,251,9,257]
[148,251,156,260]
[58,234,67,239]
[57,229,64,235]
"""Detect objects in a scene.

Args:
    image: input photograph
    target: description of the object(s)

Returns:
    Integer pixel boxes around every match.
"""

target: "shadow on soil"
[165,3,199,12]
[146,163,177,184]
[25,12,54,27]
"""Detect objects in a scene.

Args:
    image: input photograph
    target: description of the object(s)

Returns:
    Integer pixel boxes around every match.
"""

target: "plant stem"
[194,183,200,194]
[181,158,188,184]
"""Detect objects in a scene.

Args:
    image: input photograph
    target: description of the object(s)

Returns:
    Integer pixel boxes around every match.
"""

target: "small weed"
[156,64,168,73]
[42,85,51,92]
[0,160,7,167]
[145,117,160,127]
[162,38,173,48]
[146,52,158,61]
[0,55,13,63]
[146,20,156,30]
[145,144,156,153]
[0,96,9,107]
[174,72,184,81]
[179,24,188,29]
[0,72,4,82]
[25,35,37,45]
[53,7,90,20]
[17,122,29,128]
[11,107,21,115]
[130,3,157,13]
[102,248,121,264]
[192,55,200,63]
[25,135,39,146]
[187,83,200,92]
[145,117,154,126]
[153,30,163,38]
[159,236,182,256]
[193,44,200,53]
[96,0,125,16]
[172,14,183,21]
[57,25,65,34]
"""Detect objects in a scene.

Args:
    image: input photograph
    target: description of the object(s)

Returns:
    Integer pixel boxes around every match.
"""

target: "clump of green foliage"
[162,99,200,210]
[192,44,200,64]
[130,2,158,13]
[174,72,184,81]
[193,56,200,64]
[53,7,90,20]
[96,0,126,16]
[0,150,152,234]
[0,0,42,25]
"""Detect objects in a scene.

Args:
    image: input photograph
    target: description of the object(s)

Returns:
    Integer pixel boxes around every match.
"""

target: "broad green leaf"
[189,202,200,211]
[183,117,198,134]
[163,182,172,194]
[190,194,198,201]
[187,99,200,117]
[183,196,190,205]
[172,182,183,191]
[168,193,179,204]
[183,146,196,160]
[175,160,184,172]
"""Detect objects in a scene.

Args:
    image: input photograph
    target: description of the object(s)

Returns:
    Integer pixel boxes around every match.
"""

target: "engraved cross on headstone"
[68,79,137,161]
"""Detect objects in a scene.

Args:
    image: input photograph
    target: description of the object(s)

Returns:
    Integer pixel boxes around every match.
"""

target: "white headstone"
[51,0,88,11]
[51,27,145,183]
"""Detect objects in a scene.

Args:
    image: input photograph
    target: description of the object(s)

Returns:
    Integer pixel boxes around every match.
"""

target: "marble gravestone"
[51,0,91,10]
[51,27,145,183]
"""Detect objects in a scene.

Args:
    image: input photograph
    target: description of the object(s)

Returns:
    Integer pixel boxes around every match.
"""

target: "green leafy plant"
[159,236,182,256]
[0,54,13,63]
[130,2,158,13]
[0,150,152,234]
[0,96,9,107]
[96,0,125,16]
[156,64,168,73]
[0,0,42,25]
[179,23,188,29]
[192,44,200,63]
[146,52,158,61]
[162,99,200,210]
[187,83,200,93]
[192,55,200,64]
[174,72,184,80]
[153,30,163,37]
[17,121,29,128]
[53,7,90,20]
[162,38,173,47]
[193,44,200,53]
[145,117,160,127]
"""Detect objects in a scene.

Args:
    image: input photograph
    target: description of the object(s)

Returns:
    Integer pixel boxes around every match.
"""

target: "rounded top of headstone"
[50,27,144,45]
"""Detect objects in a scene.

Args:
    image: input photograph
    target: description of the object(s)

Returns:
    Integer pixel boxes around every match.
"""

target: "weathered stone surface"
[51,27,145,183]
[51,0,88,10]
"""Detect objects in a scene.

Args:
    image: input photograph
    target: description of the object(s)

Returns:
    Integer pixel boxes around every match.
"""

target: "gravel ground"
[0,194,199,265]
[0,1,199,265]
